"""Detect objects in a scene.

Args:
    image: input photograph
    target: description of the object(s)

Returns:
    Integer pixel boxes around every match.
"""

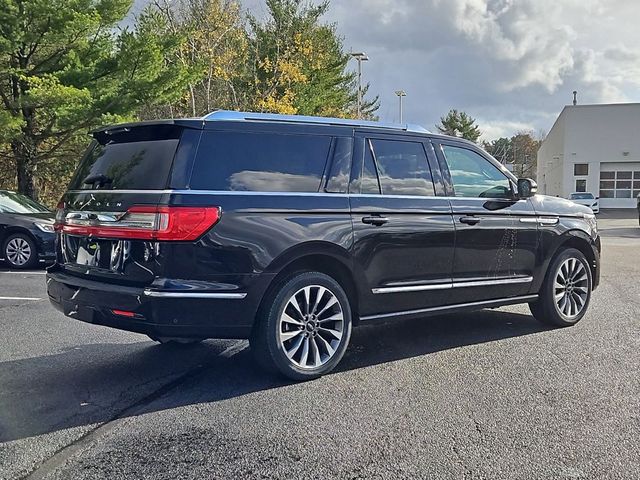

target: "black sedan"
[0,190,55,269]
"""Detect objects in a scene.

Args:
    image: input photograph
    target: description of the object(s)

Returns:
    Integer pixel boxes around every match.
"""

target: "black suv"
[47,111,600,380]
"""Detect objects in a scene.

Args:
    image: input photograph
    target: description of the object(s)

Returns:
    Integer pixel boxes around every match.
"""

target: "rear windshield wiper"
[82,174,113,188]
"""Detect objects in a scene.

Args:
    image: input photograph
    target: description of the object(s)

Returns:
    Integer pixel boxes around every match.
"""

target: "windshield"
[570,193,594,200]
[0,191,51,214]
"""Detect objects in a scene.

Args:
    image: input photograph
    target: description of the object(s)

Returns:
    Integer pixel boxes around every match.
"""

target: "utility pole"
[395,90,407,124]
[350,52,369,118]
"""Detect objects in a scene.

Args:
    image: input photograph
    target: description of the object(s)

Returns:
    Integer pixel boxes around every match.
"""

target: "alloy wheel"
[278,285,344,369]
[554,258,589,319]
[6,237,32,266]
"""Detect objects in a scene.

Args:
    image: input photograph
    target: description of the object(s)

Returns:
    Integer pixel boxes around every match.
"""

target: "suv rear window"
[190,131,332,192]
[69,125,182,190]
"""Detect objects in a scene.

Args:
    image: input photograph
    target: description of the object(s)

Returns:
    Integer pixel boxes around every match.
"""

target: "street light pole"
[395,90,407,124]
[350,52,369,118]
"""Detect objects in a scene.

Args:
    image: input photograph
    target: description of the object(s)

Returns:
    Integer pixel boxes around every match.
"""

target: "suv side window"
[359,139,381,194]
[190,131,332,192]
[325,137,353,194]
[441,145,512,199]
[370,139,434,196]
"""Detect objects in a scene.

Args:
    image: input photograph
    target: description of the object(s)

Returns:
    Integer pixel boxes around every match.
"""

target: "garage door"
[599,162,640,208]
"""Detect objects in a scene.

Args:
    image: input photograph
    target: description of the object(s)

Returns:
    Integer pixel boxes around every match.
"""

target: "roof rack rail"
[202,110,430,134]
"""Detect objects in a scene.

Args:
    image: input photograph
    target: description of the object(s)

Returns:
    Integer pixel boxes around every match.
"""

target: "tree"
[483,137,512,164]
[0,0,192,201]
[511,131,543,178]
[142,0,248,119]
[247,0,378,118]
[482,131,545,179]
[436,109,481,142]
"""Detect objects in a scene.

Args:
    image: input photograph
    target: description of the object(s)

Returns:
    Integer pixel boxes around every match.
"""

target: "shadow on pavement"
[0,309,547,443]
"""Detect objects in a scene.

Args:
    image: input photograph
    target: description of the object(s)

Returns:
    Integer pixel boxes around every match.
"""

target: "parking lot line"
[0,270,47,274]
[0,296,42,300]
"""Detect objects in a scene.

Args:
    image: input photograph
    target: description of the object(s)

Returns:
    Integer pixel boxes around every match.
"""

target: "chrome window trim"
[372,276,533,294]
[143,290,247,299]
[64,189,527,202]
[361,294,539,321]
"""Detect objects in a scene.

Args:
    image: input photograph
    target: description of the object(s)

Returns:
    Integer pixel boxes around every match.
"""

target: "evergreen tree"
[436,109,481,142]
[0,0,191,201]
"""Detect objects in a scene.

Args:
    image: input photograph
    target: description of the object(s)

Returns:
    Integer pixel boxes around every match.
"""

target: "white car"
[569,192,599,213]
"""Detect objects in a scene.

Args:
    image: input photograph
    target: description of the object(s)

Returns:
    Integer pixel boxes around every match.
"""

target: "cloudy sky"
[135,0,640,140]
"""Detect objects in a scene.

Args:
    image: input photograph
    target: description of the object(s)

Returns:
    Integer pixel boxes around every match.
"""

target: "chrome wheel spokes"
[6,237,31,266]
[279,285,344,369]
[554,258,589,319]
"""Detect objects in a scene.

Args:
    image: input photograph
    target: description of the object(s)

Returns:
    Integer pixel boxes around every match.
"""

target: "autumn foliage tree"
[141,0,248,119]
[247,0,378,117]
[483,131,545,178]
[0,0,379,204]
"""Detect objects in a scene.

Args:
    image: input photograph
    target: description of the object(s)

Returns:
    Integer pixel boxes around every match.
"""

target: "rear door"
[350,132,455,318]
[57,124,201,284]
[434,140,538,303]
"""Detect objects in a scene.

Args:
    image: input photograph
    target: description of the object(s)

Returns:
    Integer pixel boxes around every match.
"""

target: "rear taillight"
[54,200,65,228]
[56,205,221,241]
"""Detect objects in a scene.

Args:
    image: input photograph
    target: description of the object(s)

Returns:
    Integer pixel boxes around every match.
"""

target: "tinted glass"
[600,171,615,180]
[370,139,434,196]
[325,137,353,193]
[360,140,381,194]
[617,171,632,180]
[442,145,511,198]
[0,191,50,214]
[190,132,331,192]
[574,164,589,176]
[575,179,587,192]
[571,192,593,199]
[69,125,181,190]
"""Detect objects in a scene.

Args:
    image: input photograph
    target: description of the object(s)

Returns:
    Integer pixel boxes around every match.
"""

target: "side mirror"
[517,178,538,199]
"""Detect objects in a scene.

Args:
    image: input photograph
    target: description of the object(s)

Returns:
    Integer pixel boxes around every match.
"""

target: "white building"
[537,103,640,208]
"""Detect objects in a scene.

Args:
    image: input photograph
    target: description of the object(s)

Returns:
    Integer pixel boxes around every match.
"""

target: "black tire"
[529,247,592,327]
[148,336,204,346]
[250,271,353,381]
[3,233,38,269]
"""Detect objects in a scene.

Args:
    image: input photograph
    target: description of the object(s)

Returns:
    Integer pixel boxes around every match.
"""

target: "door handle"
[459,216,480,225]
[362,215,389,226]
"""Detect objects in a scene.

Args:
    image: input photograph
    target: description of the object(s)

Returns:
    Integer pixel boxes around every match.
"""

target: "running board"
[359,294,539,322]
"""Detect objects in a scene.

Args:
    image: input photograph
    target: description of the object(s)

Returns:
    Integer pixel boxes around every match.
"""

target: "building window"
[599,170,640,199]
[575,179,587,192]
[574,163,589,176]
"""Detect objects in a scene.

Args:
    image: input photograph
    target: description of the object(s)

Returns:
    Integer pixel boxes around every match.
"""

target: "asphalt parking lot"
[1,210,639,479]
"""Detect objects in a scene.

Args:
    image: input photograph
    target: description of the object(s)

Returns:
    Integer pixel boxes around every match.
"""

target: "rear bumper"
[46,269,272,339]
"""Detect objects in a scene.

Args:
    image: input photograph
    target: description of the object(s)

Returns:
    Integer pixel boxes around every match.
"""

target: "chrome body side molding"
[143,290,247,299]
[372,276,533,294]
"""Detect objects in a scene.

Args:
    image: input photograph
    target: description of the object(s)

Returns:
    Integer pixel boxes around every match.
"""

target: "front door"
[350,133,455,317]
[435,141,539,303]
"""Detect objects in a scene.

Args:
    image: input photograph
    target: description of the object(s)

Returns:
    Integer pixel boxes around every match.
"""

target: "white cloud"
[325,0,640,138]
